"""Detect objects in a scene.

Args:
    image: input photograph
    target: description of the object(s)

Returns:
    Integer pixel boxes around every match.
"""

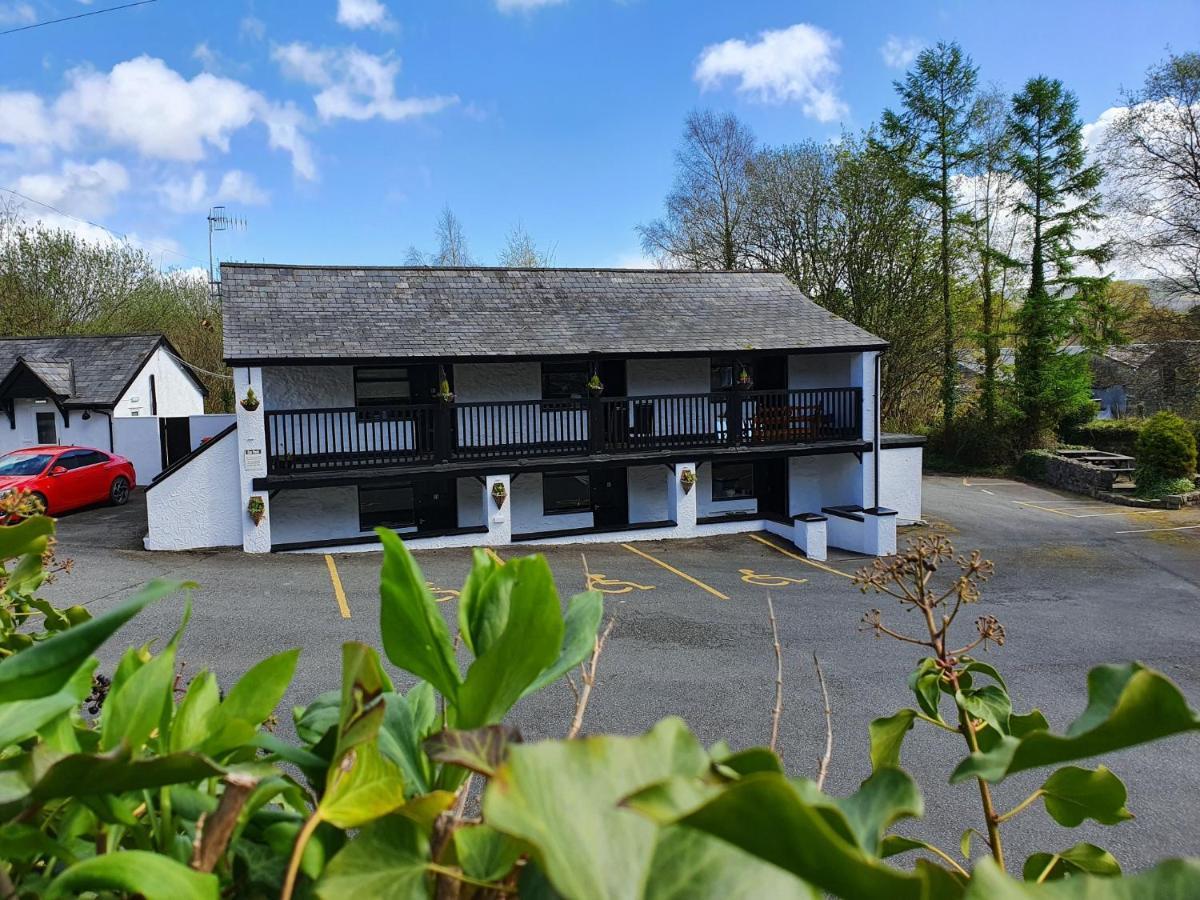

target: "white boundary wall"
[144,428,242,550]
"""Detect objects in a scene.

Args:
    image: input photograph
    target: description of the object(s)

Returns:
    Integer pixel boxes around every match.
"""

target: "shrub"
[1135,412,1198,478]
[1066,418,1145,454]
[1134,472,1198,500]
[1016,448,1056,482]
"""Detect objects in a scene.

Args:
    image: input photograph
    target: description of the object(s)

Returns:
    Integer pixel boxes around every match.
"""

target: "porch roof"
[221,264,887,364]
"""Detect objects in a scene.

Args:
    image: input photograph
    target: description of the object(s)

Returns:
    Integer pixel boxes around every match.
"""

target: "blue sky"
[1,0,1197,273]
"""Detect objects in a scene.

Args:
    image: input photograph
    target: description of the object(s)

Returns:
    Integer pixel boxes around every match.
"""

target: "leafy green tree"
[1008,76,1110,440]
[881,41,980,435]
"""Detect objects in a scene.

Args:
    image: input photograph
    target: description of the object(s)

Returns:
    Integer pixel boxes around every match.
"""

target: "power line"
[0,185,209,268]
[162,348,233,381]
[0,0,158,37]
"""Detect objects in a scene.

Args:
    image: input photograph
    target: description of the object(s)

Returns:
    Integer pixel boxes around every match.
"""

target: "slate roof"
[221,265,887,363]
[0,334,178,406]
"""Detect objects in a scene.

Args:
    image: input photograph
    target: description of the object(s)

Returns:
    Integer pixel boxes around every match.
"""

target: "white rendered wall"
[114,347,204,418]
[788,453,863,516]
[879,447,923,524]
[788,352,854,389]
[112,417,161,484]
[458,477,485,528]
[628,464,668,523]
[270,486,362,545]
[454,362,540,402]
[696,461,758,517]
[144,428,242,550]
[627,358,709,395]
[1,400,110,453]
[235,367,271,552]
[264,365,354,408]
[511,472,593,534]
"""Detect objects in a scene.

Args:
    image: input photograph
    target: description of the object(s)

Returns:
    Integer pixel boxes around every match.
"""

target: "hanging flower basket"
[587,375,604,398]
[240,387,261,412]
[437,378,455,404]
[736,369,753,391]
[247,495,266,526]
[491,481,508,508]
[679,469,696,494]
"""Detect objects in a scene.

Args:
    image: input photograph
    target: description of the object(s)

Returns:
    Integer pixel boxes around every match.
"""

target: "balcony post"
[726,389,743,446]
[588,396,604,454]
[234,366,271,553]
[436,401,454,462]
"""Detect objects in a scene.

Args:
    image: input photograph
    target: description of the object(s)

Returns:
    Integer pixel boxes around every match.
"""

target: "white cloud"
[336,0,395,31]
[1082,105,1126,152]
[694,23,847,122]
[880,35,922,70]
[0,55,317,180]
[495,0,566,12]
[0,2,35,27]
[239,15,266,41]
[12,158,129,218]
[158,169,269,213]
[273,43,458,123]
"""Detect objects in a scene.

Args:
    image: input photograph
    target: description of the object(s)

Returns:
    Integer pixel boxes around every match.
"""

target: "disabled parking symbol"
[738,568,807,588]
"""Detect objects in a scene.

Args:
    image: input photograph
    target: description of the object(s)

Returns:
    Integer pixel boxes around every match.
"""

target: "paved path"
[42,476,1200,872]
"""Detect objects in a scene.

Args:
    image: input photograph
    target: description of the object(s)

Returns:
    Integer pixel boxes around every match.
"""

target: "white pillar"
[793,514,827,561]
[234,366,271,553]
[483,474,511,546]
[849,351,880,509]
[668,462,698,535]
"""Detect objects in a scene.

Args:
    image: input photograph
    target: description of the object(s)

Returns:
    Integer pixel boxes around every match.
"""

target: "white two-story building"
[145,265,923,559]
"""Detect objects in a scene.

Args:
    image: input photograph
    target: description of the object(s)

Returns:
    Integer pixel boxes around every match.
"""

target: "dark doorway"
[590,466,628,529]
[756,355,787,390]
[598,360,627,396]
[160,417,192,469]
[754,458,788,521]
[414,477,457,532]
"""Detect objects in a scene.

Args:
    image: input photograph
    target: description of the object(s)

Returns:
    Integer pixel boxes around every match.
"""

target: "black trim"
[271,524,488,553]
[822,505,865,522]
[146,422,237,492]
[880,433,927,449]
[697,511,774,525]
[225,345,889,368]
[116,336,209,404]
[512,519,676,543]
[252,441,871,492]
[863,507,898,517]
[796,512,827,523]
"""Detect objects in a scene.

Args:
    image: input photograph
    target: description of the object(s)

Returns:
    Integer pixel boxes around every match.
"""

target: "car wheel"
[110,477,130,506]
[29,492,49,515]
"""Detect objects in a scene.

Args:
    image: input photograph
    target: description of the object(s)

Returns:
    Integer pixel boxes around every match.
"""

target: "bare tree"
[405,206,474,266]
[498,222,555,267]
[1102,52,1200,299]
[638,110,755,270]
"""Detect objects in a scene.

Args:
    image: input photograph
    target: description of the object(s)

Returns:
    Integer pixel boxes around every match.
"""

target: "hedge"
[1067,417,1200,455]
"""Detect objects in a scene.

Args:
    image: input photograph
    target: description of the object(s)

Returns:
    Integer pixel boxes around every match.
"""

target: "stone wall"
[1040,455,1119,494]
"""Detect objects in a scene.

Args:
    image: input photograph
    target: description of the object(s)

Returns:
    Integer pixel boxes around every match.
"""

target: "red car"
[0,446,135,516]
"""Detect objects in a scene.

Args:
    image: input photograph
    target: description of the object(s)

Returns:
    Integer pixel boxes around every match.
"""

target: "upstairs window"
[355,367,413,408]
[711,361,754,391]
[711,462,754,501]
[542,362,590,400]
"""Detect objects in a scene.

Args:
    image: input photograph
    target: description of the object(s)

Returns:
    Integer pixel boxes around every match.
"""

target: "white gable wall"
[114,346,205,418]
[1,400,111,454]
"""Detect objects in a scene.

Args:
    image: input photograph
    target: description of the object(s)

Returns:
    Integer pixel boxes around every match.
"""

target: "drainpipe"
[873,352,881,509]
[88,408,115,452]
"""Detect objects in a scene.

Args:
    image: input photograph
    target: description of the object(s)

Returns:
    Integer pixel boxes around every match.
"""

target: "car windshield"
[0,453,54,476]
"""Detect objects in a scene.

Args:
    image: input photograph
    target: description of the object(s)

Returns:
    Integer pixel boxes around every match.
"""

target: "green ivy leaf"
[455,556,565,728]
[379,693,432,797]
[961,658,1007,691]
[1022,843,1121,882]
[834,768,924,856]
[377,529,461,702]
[45,850,218,900]
[316,814,431,900]
[952,664,1200,783]
[712,746,786,776]
[0,578,185,701]
[1039,766,1133,827]
[425,724,521,777]
[522,588,604,698]
[454,823,524,883]
[869,709,917,770]
[320,741,408,830]
[294,691,342,746]
[908,658,944,722]
[957,684,1012,737]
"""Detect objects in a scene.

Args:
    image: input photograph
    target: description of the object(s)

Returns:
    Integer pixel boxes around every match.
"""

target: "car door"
[77,450,113,503]
[52,449,100,510]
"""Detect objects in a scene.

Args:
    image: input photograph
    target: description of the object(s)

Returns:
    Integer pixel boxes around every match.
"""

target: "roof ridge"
[220,262,786,275]
[0,332,165,342]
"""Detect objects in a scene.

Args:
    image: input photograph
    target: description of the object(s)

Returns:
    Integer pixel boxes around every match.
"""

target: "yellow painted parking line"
[963,477,1020,487]
[1116,523,1200,534]
[620,543,729,601]
[1012,501,1080,518]
[748,533,856,580]
[485,548,506,566]
[427,582,460,603]
[324,555,351,619]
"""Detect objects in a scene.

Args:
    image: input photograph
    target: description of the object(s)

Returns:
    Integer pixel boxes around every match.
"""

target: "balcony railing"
[264,387,862,476]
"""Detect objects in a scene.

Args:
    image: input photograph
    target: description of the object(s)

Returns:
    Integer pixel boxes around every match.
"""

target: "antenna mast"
[207,205,247,298]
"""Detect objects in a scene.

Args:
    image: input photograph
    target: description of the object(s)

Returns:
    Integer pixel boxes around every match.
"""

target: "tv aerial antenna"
[207,206,247,297]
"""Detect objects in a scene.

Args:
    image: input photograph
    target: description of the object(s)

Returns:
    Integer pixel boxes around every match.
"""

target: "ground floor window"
[543,470,591,515]
[359,483,416,530]
[711,462,754,501]
[36,411,57,445]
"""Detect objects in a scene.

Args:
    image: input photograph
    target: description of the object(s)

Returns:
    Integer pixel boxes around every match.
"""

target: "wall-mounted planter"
[679,469,696,494]
[491,481,508,508]
[587,376,604,398]
[240,387,261,412]
[247,495,266,526]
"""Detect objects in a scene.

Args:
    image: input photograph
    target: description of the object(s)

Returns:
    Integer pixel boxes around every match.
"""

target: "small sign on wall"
[243,448,265,476]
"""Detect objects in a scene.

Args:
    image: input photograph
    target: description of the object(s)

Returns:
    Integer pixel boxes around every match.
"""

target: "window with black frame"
[542,470,591,515]
[355,367,413,420]
[711,462,754,501]
[541,362,590,400]
[359,483,416,530]
[711,361,753,392]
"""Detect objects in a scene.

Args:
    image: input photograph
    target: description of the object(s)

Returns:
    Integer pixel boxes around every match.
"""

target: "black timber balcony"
[263,387,863,477]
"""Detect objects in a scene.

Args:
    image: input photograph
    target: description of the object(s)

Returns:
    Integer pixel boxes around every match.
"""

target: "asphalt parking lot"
[40,475,1200,873]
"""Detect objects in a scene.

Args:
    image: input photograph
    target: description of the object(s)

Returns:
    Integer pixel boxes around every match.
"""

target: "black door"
[590,467,628,529]
[756,355,787,390]
[598,360,627,396]
[754,458,788,521]
[415,476,457,532]
[160,417,192,468]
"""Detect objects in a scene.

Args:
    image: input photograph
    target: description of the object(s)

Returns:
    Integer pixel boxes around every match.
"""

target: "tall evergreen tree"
[880,41,979,435]
[1008,76,1110,441]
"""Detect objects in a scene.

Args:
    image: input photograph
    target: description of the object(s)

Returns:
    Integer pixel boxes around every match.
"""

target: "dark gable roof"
[0,334,185,406]
[221,265,886,363]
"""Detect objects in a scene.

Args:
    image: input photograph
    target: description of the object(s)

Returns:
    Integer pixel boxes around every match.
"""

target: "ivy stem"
[914,711,959,732]
[996,790,1045,824]
[920,842,970,878]
[427,863,514,893]
[281,812,322,900]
